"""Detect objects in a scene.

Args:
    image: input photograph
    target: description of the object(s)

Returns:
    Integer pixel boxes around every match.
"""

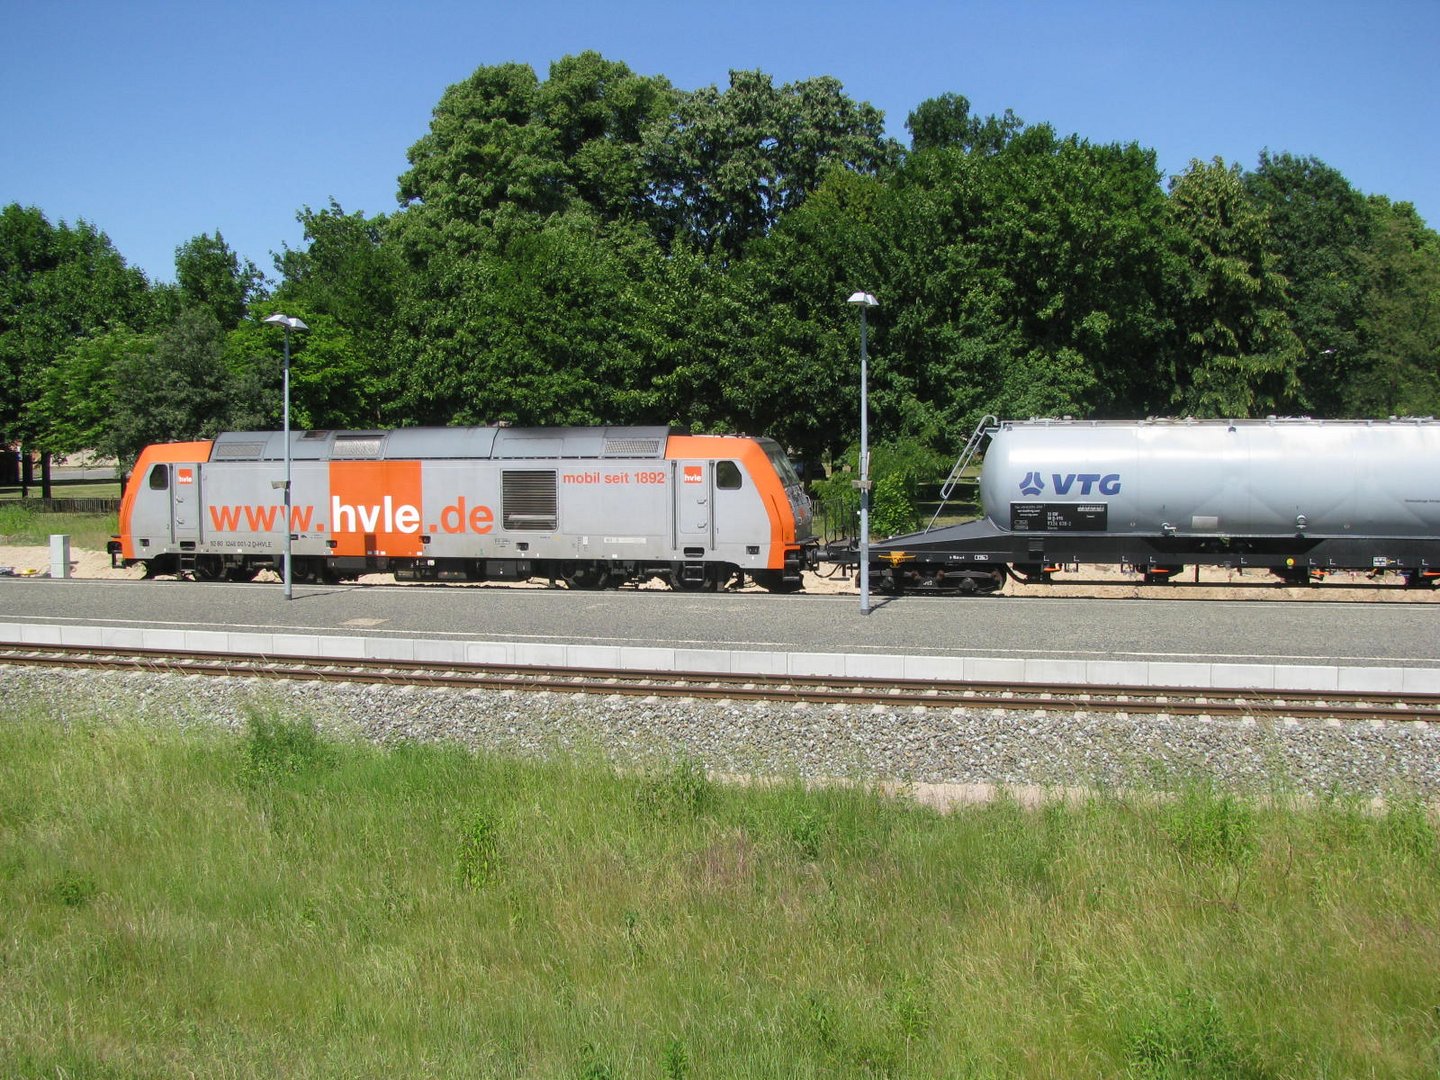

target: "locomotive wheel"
[753,569,802,593]
[672,564,719,592]
[141,556,175,579]
[291,558,339,585]
[190,556,224,581]
[561,563,611,590]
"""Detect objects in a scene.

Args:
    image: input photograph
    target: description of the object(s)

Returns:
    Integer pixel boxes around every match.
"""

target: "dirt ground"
[1,543,1436,602]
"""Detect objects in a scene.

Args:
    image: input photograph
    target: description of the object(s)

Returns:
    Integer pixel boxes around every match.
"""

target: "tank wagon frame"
[109,425,818,592]
[858,417,1440,594]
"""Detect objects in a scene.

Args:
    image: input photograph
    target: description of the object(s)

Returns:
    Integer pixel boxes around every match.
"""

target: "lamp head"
[846,291,878,308]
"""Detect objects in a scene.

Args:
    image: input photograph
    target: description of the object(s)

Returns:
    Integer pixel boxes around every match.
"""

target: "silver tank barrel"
[979,418,1440,539]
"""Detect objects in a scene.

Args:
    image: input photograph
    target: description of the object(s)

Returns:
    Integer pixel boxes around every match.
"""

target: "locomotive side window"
[148,465,169,491]
[716,461,742,489]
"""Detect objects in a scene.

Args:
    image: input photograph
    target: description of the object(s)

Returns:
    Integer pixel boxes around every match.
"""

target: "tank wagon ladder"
[927,414,998,532]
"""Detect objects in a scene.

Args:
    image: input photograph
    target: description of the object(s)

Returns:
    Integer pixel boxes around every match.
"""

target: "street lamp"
[847,291,878,615]
[262,312,308,600]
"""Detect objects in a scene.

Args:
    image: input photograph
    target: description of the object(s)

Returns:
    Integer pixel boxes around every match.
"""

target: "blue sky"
[3,0,1436,285]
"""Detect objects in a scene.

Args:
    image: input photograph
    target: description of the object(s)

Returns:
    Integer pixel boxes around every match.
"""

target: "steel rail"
[2,643,1436,723]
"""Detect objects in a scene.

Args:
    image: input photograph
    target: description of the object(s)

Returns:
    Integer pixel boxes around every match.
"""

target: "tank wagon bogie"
[109,426,818,592]
[866,417,1440,595]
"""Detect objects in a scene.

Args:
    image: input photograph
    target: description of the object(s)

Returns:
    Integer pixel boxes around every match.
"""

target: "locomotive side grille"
[602,438,662,457]
[502,470,558,530]
[212,442,265,460]
[332,436,383,458]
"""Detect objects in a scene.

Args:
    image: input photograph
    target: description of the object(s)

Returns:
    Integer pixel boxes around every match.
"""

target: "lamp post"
[847,291,878,615]
[262,313,308,599]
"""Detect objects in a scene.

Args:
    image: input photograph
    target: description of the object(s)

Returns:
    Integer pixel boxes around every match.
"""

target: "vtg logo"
[1019,471,1122,497]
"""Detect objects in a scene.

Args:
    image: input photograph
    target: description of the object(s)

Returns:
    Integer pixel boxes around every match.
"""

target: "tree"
[175,231,266,329]
[274,200,409,416]
[106,308,233,467]
[33,328,155,465]
[1243,151,1371,413]
[396,54,672,258]
[396,213,671,427]
[905,93,1022,155]
[0,204,151,491]
[643,69,899,259]
[536,51,678,222]
[867,123,1172,444]
[1160,158,1302,416]
[1344,197,1440,416]
[718,167,893,462]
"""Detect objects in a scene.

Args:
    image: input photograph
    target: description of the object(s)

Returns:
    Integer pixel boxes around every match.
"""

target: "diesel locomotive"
[108,425,818,591]
[862,417,1440,594]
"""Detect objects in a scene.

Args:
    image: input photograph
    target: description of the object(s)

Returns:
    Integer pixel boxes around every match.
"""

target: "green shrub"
[1164,782,1257,867]
[1379,796,1438,863]
[870,473,917,537]
[1127,991,1263,1079]
[812,436,948,540]
[455,809,502,890]
[239,712,333,788]
[636,757,713,819]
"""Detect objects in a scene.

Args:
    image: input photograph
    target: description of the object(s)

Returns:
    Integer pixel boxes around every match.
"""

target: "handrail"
[927,414,998,531]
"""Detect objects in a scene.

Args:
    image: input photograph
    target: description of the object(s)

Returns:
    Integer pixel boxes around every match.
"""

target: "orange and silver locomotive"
[109,426,817,591]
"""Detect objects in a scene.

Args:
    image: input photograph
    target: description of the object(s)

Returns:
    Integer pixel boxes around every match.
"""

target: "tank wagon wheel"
[1403,570,1440,589]
[1142,565,1184,585]
[1271,565,1321,587]
[960,567,1007,595]
[1011,563,1059,584]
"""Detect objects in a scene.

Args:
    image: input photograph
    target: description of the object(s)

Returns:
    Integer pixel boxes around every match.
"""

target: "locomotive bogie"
[110,426,818,592]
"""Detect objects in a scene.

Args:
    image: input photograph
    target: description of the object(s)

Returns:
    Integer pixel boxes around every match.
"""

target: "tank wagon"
[864,417,1440,594]
[109,426,817,591]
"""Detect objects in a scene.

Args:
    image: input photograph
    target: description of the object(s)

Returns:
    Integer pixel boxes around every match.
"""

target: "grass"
[0,504,117,549]
[1,705,1438,1077]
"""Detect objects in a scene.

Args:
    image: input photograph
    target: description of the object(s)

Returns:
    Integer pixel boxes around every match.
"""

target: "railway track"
[2,642,1436,724]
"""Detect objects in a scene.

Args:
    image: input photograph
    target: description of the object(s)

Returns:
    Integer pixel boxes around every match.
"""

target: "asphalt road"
[2,577,1437,669]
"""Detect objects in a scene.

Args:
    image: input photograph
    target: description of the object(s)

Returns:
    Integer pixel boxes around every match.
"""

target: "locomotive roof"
[209,425,676,462]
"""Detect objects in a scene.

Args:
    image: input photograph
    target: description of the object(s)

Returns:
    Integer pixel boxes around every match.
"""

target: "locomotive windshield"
[759,439,802,488]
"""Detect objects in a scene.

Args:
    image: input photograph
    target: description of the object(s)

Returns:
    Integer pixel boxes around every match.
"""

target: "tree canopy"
[6,52,1439,480]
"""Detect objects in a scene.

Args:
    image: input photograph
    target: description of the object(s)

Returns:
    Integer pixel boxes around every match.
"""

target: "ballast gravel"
[4,665,1438,800]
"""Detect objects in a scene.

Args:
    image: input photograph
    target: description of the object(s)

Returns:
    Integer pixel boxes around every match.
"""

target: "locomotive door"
[673,459,714,551]
[170,462,204,545]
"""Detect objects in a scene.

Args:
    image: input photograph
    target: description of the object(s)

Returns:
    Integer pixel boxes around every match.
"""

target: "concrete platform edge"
[3,622,1436,695]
